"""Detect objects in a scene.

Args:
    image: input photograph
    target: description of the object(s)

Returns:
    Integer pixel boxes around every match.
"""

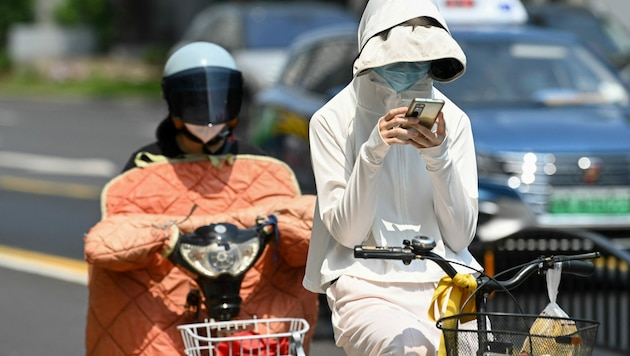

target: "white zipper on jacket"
[397,146,411,235]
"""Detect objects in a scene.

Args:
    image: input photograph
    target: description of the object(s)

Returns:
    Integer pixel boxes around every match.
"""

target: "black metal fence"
[473,229,630,355]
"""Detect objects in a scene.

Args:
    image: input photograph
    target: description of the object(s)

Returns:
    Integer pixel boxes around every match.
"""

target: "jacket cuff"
[364,122,390,164]
[421,135,449,171]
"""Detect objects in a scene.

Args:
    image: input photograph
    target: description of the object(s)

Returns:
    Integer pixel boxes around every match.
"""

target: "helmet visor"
[164,67,243,126]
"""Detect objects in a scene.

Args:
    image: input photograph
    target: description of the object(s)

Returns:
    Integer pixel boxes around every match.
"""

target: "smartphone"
[405,98,445,129]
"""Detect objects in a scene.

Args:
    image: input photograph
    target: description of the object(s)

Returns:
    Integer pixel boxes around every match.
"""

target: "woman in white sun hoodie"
[303,0,482,354]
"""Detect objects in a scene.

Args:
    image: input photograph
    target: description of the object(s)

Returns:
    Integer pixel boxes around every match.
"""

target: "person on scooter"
[84,42,318,355]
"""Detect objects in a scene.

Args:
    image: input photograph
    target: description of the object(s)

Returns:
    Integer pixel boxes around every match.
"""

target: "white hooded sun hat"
[353,0,466,83]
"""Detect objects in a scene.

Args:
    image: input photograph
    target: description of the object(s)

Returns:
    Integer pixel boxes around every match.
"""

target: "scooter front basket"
[178,317,309,356]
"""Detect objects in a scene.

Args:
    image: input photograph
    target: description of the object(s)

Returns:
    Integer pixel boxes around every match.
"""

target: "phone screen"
[406,98,444,129]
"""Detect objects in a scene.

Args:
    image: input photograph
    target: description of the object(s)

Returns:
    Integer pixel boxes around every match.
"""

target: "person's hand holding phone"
[405,111,446,149]
[378,107,420,145]
[378,99,446,147]
[403,98,446,149]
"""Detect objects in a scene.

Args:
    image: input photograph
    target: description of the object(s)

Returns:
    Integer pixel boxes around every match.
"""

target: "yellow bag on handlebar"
[430,273,477,356]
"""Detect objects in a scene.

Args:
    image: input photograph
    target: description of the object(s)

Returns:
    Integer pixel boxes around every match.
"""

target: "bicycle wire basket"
[436,312,599,356]
[177,317,309,356]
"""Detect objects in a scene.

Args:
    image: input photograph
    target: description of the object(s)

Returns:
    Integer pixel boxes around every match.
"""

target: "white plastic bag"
[521,263,579,356]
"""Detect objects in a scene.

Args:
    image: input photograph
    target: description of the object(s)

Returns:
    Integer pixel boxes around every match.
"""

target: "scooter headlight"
[177,223,263,278]
[180,239,260,278]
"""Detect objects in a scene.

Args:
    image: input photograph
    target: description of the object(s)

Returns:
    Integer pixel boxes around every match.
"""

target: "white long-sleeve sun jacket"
[303,0,482,294]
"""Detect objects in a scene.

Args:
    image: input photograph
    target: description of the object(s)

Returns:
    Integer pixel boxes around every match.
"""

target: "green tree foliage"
[0,0,33,72]
[0,0,34,46]
[54,0,114,52]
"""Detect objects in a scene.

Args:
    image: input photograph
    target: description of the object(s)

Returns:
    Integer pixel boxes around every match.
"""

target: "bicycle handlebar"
[479,254,598,293]
[353,245,415,263]
[353,245,459,276]
[561,259,597,276]
[353,237,600,294]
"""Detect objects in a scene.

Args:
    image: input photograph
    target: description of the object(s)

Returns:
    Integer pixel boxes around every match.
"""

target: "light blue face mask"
[373,62,431,92]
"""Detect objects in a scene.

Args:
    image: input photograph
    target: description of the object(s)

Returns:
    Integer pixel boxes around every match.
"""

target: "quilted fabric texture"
[84,154,318,355]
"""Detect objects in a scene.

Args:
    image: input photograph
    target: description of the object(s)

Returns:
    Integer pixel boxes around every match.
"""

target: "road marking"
[0,244,87,285]
[0,151,117,177]
[0,175,102,199]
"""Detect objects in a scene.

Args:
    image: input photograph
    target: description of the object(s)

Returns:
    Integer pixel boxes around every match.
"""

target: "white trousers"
[326,275,441,356]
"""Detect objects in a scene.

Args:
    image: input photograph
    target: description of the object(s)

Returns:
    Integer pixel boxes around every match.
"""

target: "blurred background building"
[2,0,630,65]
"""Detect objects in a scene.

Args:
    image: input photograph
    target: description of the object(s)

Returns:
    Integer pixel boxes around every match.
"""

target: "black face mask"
[163,66,243,126]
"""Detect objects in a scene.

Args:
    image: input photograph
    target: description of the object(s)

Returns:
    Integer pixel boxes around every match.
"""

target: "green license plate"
[548,187,630,215]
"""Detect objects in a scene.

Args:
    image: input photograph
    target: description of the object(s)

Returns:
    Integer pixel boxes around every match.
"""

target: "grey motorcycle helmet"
[162,42,243,127]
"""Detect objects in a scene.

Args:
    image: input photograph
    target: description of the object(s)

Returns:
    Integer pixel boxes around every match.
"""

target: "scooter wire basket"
[436,312,599,356]
[178,317,309,356]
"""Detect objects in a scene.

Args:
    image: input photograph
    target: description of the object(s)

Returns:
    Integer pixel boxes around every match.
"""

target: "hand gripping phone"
[405,98,445,129]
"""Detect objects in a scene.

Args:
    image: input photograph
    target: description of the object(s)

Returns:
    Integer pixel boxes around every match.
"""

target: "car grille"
[496,152,630,217]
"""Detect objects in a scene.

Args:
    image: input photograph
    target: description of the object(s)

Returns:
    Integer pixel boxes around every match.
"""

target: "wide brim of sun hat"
[353,19,466,82]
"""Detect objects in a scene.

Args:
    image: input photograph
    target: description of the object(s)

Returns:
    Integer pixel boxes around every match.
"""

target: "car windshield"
[244,8,356,49]
[527,5,630,65]
[436,36,629,106]
[549,11,630,58]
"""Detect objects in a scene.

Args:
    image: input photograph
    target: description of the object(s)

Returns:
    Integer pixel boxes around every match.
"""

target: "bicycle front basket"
[436,312,599,356]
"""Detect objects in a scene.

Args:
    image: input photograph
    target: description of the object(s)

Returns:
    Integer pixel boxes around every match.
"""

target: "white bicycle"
[354,236,601,356]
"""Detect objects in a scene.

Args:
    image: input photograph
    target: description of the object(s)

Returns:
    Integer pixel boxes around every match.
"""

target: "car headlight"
[478,151,553,188]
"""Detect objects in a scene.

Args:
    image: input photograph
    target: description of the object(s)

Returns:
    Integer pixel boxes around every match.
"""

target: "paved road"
[0,264,344,356]
[0,267,87,355]
[2,261,623,356]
